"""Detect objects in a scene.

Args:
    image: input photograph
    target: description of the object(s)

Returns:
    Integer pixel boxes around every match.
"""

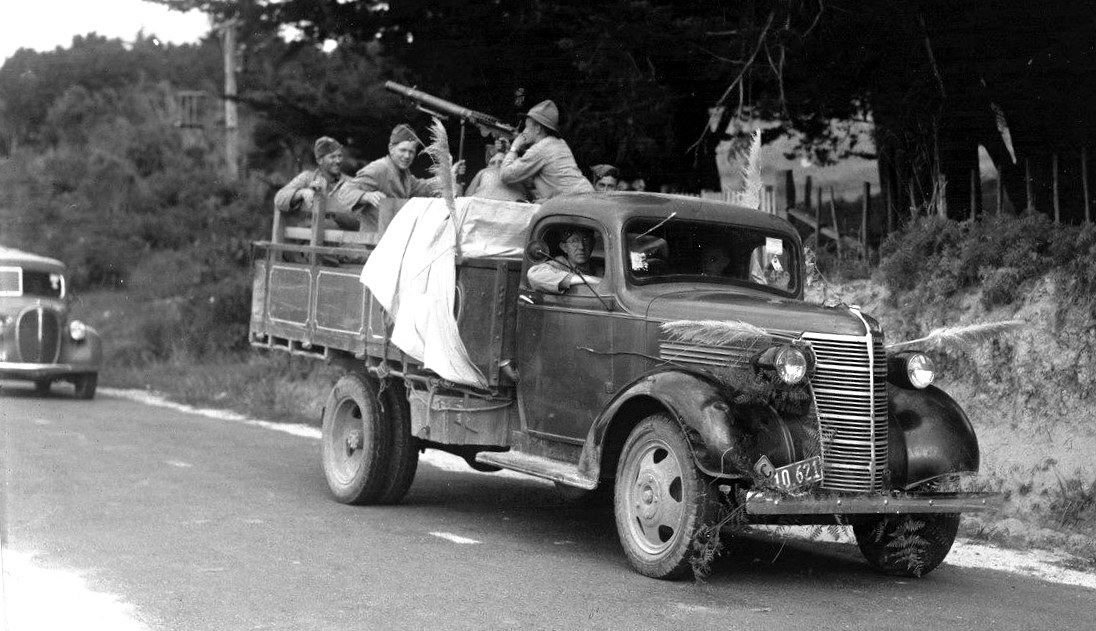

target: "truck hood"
[643,286,869,337]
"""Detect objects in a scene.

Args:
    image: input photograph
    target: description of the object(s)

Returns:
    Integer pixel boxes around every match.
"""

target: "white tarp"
[360,197,537,388]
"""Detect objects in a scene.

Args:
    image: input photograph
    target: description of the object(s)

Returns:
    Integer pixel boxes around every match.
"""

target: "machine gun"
[385,81,518,161]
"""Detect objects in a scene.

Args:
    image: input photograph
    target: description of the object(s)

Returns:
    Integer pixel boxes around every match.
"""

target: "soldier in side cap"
[499,100,594,201]
[273,136,385,231]
[350,123,465,200]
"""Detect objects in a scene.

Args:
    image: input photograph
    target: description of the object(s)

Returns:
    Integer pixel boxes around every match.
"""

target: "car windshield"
[624,218,798,294]
[0,268,65,298]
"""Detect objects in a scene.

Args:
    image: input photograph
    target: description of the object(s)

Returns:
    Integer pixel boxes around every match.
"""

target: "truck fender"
[577,369,797,483]
[887,384,979,489]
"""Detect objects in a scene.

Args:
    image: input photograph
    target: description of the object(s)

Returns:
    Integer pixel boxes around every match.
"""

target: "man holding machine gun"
[499,100,594,201]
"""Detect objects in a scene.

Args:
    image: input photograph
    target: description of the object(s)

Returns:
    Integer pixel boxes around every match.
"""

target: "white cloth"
[360,197,537,387]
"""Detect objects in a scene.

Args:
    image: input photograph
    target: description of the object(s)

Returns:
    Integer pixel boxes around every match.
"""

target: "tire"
[34,380,51,395]
[321,372,393,504]
[853,513,960,577]
[374,379,419,505]
[73,373,97,400]
[613,413,715,580]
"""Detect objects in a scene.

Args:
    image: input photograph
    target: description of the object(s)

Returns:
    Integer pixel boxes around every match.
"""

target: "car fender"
[577,369,800,482]
[887,384,979,489]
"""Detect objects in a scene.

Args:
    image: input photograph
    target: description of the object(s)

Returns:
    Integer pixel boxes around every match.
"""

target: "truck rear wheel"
[374,379,419,505]
[613,413,715,580]
[321,372,393,504]
[852,513,960,577]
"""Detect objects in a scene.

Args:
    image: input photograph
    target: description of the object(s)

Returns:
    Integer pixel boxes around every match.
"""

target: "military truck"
[249,193,998,580]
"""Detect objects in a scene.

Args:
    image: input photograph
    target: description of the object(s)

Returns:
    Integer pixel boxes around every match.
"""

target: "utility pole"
[219,19,240,182]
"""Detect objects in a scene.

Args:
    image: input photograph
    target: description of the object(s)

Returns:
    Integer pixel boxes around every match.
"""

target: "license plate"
[756,456,824,491]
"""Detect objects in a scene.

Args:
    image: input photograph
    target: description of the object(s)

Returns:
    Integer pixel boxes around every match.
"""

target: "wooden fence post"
[784,170,796,209]
[970,168,979,220]
[1083,147,1091,224]
[861,181,870,257]
[1052,152,1060,224]
[829,186,842,258]
[1025,157,1034,212]
[814,183,822,246]
[996,172,1003,215]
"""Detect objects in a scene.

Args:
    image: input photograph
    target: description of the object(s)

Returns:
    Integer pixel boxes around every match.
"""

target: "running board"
[474,451,597,490]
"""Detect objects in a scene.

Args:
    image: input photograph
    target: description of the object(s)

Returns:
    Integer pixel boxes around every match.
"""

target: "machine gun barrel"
[384,81,517,138]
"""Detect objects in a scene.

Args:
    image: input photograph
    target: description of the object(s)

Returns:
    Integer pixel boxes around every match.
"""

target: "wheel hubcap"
[327,398,370,485]
[623,439,686,556]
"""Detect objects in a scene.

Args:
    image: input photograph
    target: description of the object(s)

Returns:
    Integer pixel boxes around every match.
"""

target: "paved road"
[2,384,1093,630]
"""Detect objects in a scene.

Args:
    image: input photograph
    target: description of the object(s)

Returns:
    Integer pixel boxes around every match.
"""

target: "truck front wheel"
[321,372,393,504]
[852,513,960,577]
[613,413,715,580]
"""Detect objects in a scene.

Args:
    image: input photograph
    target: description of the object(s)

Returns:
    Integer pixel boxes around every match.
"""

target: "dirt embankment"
[821,275,1096,565]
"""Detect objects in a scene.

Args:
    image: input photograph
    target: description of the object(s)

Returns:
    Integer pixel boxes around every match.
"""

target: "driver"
[527,226,604,293]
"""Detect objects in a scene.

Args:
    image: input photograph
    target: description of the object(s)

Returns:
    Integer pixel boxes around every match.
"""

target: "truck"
[249,192,998,580]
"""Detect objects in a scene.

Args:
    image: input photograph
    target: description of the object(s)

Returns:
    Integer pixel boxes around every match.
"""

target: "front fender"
[887,384,979,489]
[578,369,799,482]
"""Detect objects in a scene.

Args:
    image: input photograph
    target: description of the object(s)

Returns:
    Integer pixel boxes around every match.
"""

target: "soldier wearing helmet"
[499,100,594,202]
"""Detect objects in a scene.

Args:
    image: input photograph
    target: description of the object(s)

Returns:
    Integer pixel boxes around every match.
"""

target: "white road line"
[164,460,192,468]
[430,532,481,545]
[98,387,1096,589]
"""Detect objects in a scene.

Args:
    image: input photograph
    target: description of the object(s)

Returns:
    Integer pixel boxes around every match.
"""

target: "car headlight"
[69,319,88,342]
[889,351,935,389]
[755,345,810,385]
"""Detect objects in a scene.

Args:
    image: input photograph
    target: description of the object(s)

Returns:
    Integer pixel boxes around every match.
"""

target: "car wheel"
[321,372,393,504]
[613,413,715,580]
[852,513,960,577]
[34,379,51,395]
[374,378,419,505]
[73,373,97,400]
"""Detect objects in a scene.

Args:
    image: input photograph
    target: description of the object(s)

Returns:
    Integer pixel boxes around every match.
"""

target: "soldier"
[527,226,603,293]
[273,136,384,231]
[590,164,620,192]
[499,100,594,201]
[351,124,464,200]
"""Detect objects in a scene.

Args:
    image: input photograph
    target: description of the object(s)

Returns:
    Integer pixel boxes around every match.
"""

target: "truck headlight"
[889,351,935,389]
[69,320,88,342]
[755,345,810,385]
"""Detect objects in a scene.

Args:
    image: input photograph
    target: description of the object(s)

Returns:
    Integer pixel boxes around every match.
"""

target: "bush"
[879,212,1096,314]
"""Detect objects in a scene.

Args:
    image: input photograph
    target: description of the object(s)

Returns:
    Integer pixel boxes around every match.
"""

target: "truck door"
[515,220,616,442]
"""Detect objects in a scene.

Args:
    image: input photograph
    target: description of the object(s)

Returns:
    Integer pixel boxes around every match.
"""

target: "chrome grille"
[658,340,752,371]
[803,332,888,493]
[16,306,61,363]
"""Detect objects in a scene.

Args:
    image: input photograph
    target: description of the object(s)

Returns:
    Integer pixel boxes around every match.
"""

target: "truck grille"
[16,306,61,364]
[803,333,888,493]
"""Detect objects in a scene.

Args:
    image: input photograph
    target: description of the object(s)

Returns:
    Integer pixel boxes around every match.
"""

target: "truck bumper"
[744,490,1002,515]
[0,362,86,380]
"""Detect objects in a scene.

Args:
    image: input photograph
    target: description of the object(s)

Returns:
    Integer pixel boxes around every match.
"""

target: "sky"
[0,0,210,64]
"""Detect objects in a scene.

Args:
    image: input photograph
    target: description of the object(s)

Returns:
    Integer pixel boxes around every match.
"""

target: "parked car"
[0,247,102,399]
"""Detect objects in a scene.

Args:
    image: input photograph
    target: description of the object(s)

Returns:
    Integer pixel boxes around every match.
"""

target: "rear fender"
[577,369,798,482]
[887,384,979,489]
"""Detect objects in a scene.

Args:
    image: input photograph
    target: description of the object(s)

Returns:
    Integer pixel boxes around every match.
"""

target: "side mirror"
[526,240,551,262]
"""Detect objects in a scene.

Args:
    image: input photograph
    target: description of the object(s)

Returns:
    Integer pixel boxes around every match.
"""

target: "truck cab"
[250,192,998,580]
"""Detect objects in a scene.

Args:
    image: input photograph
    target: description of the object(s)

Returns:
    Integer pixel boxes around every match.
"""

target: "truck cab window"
[526,224,606,294]
[625,219,797,294]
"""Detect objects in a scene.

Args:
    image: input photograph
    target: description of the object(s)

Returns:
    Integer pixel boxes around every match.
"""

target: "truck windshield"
[624,218,798,294]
